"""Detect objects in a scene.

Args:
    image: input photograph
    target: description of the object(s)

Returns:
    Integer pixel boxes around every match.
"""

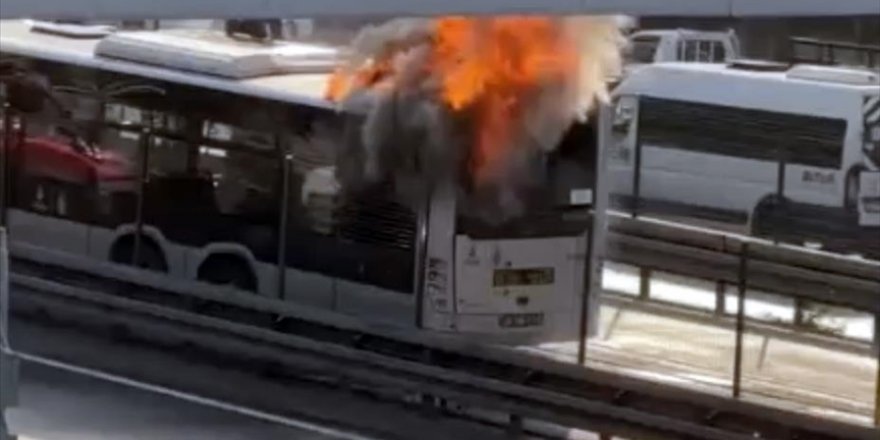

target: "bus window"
[626,36,660,64]
[697,41,712,62]
[205,121,275,154]
[639,97,846,169]
[457,121,594,239]
[681,40,698,62]
[103,103,144,157]
[142,114,282,269]
[286,123,337,235]
[198,123,278,221]
[711,41,726,62]
[282,128,338,288]
[10,68,138,223]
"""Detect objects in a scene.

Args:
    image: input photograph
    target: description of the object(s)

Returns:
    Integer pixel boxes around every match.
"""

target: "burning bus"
[0,17,620,342]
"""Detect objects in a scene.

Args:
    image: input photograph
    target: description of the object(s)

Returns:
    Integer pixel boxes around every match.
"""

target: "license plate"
[498,313,544,328]
[492,268,554,287]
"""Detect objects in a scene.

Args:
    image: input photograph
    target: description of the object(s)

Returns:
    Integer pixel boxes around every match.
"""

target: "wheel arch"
[194,243,259,292]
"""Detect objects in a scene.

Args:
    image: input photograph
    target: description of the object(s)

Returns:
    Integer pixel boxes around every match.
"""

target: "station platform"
[528,300,878,426]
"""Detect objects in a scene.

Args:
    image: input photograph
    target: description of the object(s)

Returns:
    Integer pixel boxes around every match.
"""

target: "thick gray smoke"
[330,16,623,223]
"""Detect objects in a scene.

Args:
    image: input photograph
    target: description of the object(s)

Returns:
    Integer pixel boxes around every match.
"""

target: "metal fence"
[596,226,880,425]
[601,105,880,425]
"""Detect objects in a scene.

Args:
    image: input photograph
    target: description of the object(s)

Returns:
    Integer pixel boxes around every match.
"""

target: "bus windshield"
[457,122,595,239]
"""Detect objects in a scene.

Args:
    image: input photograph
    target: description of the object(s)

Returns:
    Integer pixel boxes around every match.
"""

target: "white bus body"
[611,61,880,255]
[1,20,599,343]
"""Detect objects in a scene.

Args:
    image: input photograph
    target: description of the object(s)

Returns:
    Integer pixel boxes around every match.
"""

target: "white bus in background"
[611,61,880,257]
[0,20,601,343]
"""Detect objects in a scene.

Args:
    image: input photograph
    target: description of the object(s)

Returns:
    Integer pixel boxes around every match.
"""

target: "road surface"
[8,362,375,440]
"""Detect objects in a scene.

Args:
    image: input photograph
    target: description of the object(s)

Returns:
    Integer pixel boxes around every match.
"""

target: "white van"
[610,61,880,255]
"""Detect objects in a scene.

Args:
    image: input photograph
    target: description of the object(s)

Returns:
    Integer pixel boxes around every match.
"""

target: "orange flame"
[325,60,393,102]
[326,16,580,185]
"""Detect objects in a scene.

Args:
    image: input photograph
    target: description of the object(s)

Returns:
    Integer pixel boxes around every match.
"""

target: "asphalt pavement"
[8,362,372,440]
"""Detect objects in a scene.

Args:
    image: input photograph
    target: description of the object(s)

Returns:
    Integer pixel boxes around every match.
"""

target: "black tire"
[197,254,257,292]
[751,196,779,238]
[844,167,864,212]
[110,236,168,272]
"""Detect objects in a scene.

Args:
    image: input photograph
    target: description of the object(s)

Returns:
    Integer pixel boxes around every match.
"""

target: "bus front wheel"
[110,236,168,272]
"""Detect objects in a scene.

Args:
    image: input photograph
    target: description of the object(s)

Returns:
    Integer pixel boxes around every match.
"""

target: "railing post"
[732,243,749,398]
[874,314,880,427]
[0,105,12,229]
[631,118,643,219]
[1,227,18,440]
[275,148,292,302]
[793,297,806,328]
[714,281,725,316]
[875,357,879,427]
[577,102,611,365]
[638,267,651,300]
[132,123,151,267]
[507,414,524,439]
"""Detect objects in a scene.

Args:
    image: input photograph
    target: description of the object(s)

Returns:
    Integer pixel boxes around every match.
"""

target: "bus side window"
[638,97,846,169]
[286,125,338,236]
[682,40,698,62]
[10,65,132,225]
[699,41,714,62]
[280,122,351,280]
[201,121,279,218]
[711,41,726,62]
[197,120,281,261]
[103,103,146,163]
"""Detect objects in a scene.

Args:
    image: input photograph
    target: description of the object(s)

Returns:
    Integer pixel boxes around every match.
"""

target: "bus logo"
[802,170,835,185]
[465,245,480,266]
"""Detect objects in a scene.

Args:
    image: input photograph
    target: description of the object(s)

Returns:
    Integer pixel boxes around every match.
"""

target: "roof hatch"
[94,29,339,79]
[28,20,116,39]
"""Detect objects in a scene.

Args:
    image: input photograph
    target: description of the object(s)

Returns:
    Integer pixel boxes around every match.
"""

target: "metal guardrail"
[9,271,874,440]
[4,238,879,440]
[604,212,880,425]
[602,211,880,353]
[606,212,880,315]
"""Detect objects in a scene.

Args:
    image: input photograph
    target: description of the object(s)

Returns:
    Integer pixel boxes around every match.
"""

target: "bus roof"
[621,61,880,93]
[616,61,879,118]
[630,29,734,39]
[0,20,337,111]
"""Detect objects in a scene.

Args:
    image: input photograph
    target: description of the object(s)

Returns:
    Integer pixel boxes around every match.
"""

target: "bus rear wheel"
[751,195,796,243]
[197,254,257,292]
[844,166,865,212]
